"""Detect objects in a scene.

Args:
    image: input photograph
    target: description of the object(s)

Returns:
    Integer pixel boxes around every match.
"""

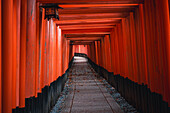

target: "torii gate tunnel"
[0,0,170,113]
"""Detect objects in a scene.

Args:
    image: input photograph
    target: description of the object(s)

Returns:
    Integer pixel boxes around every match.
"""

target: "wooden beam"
[71,42,92,45]
[59,4,139,8]
[64,32,110,34]
[58,6,138,10]
[59,24,116,28]
[37,0,144,4]
[59,13,128,21]
[61,26,114,30]
[73,40,94,42]
[55,18,122,22]
[67,37,102,41]
[57,8,136,14]
[60,12,128,16]
[66,34,105,38]
[59,13,129,20]
[55,18,121,24]
[56,21,120,26]
[66,37,102,39]
[71,41,94,43]
[62,28,111,34]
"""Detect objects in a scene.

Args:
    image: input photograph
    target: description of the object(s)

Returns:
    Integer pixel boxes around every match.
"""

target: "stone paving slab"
[71,106,113,113]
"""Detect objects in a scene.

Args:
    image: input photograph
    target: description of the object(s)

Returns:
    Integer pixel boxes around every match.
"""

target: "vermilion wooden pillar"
[143,0,152,89]
[19,0,27,107]
[39,8,45,90]
[0,0,1,112]
[12,0,17,108]
[129,12,138,82]
[99,40,103,67]
[139,5,148,85]
[61,36,66,74]
[56,26,62,77]
[72,45,75,57]
[113,27,120,74]
[134,7,147,84]
[151,0,160,93]
[16,0,21,106]
[12,0,21,107]
[103,36,107,69]
[2,0,13,113]
[87,45,91,58]
[95,41,99,65]
[110,29,116,73]
[143,0,158,92]
[91,42,96,63]
[78,45,80,53]
[100,38,105,68]
[117,24,122,75]
[121,18,129,78]
[97,41,101,66]
[25,0,36,98]
[74,45,78,53]
[65,40,68,67]
[157,0,170,105]
[104,35,112,72]
[48,19,52,85]
[123,16,134,80]
[102,37,107,69]
[64,39,67,72]
[60,32,63,75]
[52,22,57,81]
[66,40,70,68]
[142,0,167,99]
[89,45,92,60]
[161,0,170,105]
[154,0,166,96]
[44,20,49,85]
[62,37,65,74]
[69,44,73,61]
[35,2,40,95]
[117,24,124,76]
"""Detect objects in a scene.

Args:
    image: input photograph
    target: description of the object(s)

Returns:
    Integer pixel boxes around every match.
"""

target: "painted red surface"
[2,0,13,113]
[73,45,88,55]
[1,0,170,112]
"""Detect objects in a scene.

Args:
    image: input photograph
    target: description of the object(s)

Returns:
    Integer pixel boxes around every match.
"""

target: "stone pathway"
[51,57,137,113]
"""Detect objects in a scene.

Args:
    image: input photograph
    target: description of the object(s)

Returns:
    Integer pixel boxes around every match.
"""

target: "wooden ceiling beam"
[63,32,110,35]
[56,21,120,26]
[55,18,121,25]
[60,14,128,21]
[66,37,102,41]
[66,34,105,38]
[58,6,138,10]
[59,13,129,20]
[55,18,122,22]
[57,8,136,14]
[59,4,139,8]
[62,28,111,34]
[72,41,94,44]
[71,42,92,45]
[73,40,94,42]
[56,21,119,25]
[37,0,144,4]
[61,26,114,30]
[69,39,101,41]
[60,12,128,16]
[59,24,116,28]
